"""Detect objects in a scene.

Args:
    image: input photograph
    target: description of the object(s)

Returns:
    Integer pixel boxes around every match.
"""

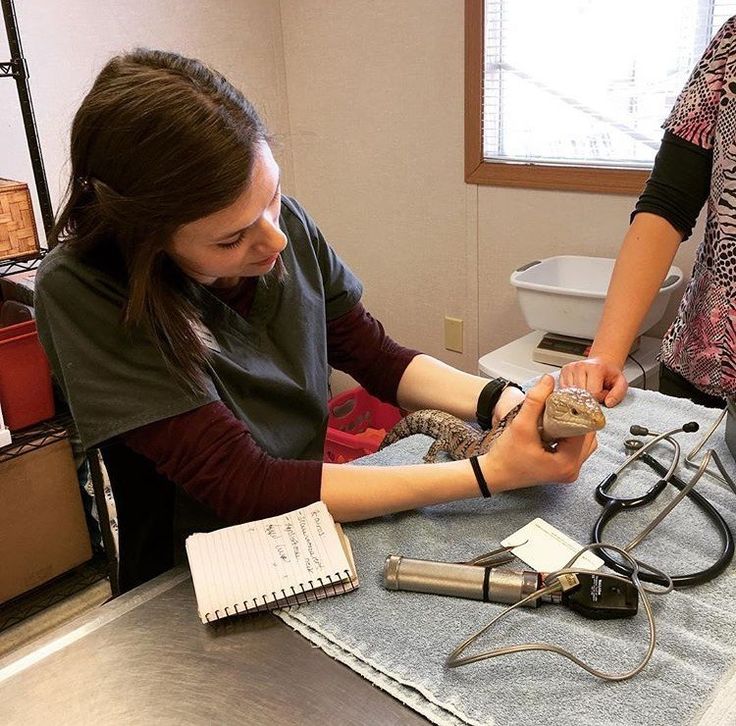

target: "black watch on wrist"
[475,377,523,430]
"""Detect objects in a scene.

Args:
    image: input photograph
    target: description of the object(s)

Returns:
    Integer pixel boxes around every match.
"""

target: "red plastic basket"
[0,320,55,431]
[324,386,402,463]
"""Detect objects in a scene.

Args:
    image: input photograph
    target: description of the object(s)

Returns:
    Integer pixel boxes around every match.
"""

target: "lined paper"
[186,501,358,623]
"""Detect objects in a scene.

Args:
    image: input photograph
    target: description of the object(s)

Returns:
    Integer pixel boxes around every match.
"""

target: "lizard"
[379,386,605,462]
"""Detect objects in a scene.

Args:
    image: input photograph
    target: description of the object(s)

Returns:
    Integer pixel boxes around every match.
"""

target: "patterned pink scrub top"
[660,17,736,397]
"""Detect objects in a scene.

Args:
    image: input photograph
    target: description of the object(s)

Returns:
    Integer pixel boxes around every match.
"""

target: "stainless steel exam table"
[0,567,427,725]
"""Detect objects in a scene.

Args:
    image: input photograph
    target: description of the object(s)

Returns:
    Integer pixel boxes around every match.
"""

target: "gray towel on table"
[277,387,736,726]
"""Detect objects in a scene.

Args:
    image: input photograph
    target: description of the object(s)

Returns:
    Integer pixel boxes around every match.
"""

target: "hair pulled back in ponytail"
[50,49,272,390]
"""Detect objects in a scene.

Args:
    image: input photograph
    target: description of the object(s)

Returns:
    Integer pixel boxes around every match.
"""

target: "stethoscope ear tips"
[629,422,699,440]
[624,438,644,452]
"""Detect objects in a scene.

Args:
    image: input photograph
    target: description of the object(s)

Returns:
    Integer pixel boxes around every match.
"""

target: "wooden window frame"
[465,0,650,195]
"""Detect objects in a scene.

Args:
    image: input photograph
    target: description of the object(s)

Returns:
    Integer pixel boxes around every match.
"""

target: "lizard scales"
[379,387,605,463]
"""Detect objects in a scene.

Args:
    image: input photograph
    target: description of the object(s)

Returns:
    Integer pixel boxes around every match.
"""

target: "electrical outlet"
[444,316,463,353]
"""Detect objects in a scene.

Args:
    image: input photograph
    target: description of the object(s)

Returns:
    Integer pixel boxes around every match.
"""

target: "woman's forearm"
[395,354,490,419]
[320,458,481,522]
[321,375,598,522]
[590,212,682,368]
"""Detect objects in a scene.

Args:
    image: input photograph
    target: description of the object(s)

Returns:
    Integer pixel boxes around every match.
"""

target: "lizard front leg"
[423,437,453,463]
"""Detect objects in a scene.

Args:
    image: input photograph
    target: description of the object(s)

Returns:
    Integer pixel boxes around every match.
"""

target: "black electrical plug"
[559,572,639,620]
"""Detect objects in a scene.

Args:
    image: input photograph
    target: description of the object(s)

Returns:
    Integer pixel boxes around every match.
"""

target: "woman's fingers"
[557,429,598,462]
[485,374,600,490]
[559,361,579,388]
[603,374,629,408]
[512,374,554,431]
[560,358,628,407]
[560,361,590,392]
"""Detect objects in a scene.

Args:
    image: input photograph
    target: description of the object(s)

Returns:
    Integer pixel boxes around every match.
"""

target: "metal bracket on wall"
[0,57,25,78]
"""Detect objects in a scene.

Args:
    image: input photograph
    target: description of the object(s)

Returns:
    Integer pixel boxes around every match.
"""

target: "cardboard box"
[0,437,92,604]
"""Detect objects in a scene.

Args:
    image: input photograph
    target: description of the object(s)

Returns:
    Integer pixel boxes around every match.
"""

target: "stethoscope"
[592,410,736,587]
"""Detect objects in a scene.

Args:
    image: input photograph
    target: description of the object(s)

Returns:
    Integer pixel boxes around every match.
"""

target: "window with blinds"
[466,0,736,192]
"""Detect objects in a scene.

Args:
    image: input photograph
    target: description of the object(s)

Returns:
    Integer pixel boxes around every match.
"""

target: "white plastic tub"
[509,255,683,339]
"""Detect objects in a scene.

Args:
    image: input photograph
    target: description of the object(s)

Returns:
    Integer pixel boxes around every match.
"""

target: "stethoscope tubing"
[592,450,734,587]
[595,426,683,509]
[685,405,731,487]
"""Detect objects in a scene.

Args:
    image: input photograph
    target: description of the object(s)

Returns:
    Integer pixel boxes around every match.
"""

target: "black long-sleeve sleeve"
[632,130,712,240]
[326,302,420,405]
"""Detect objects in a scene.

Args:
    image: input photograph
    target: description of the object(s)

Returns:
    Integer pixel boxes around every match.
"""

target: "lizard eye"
[571,407,579,416]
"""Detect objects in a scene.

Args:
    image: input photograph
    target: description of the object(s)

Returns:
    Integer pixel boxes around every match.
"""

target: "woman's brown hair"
[50,48,274,390]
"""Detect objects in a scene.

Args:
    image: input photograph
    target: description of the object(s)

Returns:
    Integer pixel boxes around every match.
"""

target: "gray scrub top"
[34,196,363,461]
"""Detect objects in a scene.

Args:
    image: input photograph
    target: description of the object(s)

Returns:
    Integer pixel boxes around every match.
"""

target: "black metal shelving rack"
[1,0,49,279]
[0,0,116,627]
[1,0,53,234]
[1,0,52,279]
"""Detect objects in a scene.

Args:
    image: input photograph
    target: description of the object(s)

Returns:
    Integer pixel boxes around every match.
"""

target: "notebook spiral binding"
[203,568,355,622]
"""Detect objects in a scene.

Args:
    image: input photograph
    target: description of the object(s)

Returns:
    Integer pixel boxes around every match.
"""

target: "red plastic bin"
[0,320,55,431]
[324,386,402,463]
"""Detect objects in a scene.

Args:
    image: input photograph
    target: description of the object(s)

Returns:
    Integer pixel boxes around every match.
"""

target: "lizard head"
[542,386,606,440]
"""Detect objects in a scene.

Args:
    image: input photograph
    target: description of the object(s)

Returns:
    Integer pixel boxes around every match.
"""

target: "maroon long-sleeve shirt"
[123,277,419,524]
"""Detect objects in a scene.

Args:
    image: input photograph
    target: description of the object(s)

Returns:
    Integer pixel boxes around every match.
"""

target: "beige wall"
[1,0,292,220]
[476,188,703,356]
[280,1,473,380]
[279,1,700,393]
[2,1,700,394]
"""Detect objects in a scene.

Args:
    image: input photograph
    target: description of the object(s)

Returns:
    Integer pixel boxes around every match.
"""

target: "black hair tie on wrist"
[469,455,491,498]
[476,378,524,430]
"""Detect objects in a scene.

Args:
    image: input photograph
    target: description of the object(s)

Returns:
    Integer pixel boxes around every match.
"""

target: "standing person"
[561,17,736,410]
[36,49,596,592]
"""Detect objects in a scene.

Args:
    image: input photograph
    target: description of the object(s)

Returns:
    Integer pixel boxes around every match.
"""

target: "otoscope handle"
[383,555,542,607]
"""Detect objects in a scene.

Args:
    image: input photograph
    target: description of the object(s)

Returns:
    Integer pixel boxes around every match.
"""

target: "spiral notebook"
[185,501,359,623]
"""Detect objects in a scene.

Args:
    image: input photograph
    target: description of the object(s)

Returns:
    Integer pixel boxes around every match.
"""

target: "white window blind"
[483,1,736,168]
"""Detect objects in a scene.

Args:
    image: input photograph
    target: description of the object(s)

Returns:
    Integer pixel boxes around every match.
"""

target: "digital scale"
[478,331,661,391]
[478,255,681,391]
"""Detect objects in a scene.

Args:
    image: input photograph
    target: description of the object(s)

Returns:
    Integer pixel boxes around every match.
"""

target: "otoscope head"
[683,421,700,433]
[629,425,650,436]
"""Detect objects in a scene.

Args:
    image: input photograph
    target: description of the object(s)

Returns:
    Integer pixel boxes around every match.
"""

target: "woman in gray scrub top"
[34,49,597,591]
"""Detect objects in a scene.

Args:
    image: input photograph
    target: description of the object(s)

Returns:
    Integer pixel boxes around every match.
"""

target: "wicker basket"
[0,178,40,261]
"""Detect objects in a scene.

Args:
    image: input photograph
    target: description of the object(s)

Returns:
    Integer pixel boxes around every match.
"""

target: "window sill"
[465,159,650,195]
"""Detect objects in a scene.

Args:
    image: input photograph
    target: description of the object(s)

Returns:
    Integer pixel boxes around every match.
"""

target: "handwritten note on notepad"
[185,501,359,623]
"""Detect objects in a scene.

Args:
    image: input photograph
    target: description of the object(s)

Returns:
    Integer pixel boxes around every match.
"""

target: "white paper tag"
[501,518,603,573]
